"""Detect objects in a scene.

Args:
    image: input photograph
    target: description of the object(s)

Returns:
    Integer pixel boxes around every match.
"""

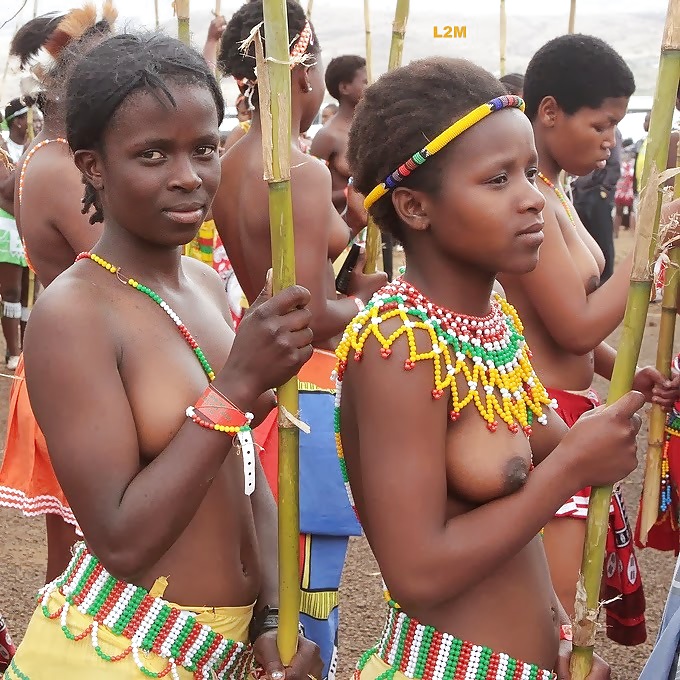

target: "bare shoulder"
[183,255,226,298]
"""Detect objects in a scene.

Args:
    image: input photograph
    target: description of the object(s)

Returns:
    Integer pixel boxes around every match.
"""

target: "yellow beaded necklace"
[334,279,555,517]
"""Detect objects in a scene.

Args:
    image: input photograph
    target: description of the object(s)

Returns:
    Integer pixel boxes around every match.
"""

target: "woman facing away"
[337,56,648,680]
[500,34,680,645]
[9,32,321,680]
[212,3,384,677]
[0,6,114,585]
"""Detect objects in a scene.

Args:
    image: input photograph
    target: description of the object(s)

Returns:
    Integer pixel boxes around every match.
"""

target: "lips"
[518,221,544,235]
[162,203,206,224]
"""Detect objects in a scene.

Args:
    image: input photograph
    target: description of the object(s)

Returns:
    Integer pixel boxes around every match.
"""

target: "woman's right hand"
[214,272,313,410]
[558,390,645,491]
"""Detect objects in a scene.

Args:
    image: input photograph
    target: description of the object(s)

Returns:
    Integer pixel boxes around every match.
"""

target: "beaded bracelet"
[186,385,257,495]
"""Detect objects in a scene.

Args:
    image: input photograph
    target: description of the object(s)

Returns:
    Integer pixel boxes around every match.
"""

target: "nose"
[169,155,202,192]
[522,177,546,214]
[602,128,616,149]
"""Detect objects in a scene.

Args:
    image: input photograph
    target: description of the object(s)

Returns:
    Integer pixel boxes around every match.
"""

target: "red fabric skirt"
[547,387,646,646]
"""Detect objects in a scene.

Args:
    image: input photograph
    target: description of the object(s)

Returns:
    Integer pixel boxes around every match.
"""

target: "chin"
[502,252,541,276]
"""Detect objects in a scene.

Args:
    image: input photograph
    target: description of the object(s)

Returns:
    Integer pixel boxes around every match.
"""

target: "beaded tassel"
[660,406,680,513]
[334,279,555,518]
[537,172,576,226]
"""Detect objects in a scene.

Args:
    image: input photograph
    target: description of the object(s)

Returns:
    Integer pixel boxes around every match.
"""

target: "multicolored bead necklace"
[334,279,555,517]
[661,406,680,513]
[75,252,216,381]
[538,171,576,226]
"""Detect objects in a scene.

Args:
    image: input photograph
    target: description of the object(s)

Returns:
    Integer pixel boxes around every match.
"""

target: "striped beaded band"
[363,95,525,210]
[39,543,254,679]
[354,600,556,680]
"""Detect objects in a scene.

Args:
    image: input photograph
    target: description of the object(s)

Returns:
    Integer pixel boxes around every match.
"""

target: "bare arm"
[24,278,310,581]
[507,203,633,355]
[342,328,642,610]
[309,128,346,209]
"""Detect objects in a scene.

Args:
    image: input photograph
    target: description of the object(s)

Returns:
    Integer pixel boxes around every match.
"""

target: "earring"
[306,85,313,93]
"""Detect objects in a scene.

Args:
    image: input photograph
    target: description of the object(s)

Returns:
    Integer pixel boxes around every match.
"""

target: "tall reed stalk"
[570,2,680,676]
[364,0,410,274]
[568,0,576,33]
[258,0,301,663]
[500,0,507,76]
[364,0,373,85]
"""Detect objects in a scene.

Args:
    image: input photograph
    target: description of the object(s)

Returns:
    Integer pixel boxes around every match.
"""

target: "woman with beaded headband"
[213,2,385,677]
[499,34,680,645]
[0,5,116,587]
[9,30,321,680]
[339,56,650,680]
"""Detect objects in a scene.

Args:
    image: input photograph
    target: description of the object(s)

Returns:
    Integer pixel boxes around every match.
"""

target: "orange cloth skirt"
[0,354,77,528]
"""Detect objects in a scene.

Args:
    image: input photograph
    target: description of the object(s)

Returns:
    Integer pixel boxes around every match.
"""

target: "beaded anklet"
[354,600,556,680]
[76,252,257,495]
[334,279,555,517]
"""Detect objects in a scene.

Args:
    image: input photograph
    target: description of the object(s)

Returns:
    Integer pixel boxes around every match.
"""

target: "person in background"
[321,102,338,125]
[614,138,636,236]
[311,55,368,213]
[500,72,524,97]
[571,127,622,283]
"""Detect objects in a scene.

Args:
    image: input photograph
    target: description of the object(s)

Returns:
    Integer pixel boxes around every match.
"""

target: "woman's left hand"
[253,630,323,680]
[632,365,680,410]
[555,643,610,679]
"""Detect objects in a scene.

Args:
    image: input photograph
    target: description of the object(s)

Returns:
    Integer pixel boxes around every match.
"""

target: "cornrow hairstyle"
[524,34,635,121]
[324,55,366,101]
[66,32,225,225]
[348,57,506,242]
[218,0,320,106]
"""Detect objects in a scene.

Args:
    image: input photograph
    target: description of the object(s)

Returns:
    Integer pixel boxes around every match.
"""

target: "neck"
[9,130,25,145]
[93,223,184,289]
[337,99,355,121]
[402,239,496,317]
[532,122,561,184]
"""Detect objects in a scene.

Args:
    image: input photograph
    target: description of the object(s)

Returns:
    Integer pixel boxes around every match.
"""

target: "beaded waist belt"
[356,602,556,680]
[39,542,254,680]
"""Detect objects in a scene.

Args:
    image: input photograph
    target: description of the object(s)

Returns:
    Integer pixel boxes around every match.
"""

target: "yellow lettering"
[454,25,467,39]
[433,26,443,38]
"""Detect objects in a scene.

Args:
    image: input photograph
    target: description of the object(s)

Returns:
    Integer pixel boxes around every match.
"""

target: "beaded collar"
[334,279,555,517]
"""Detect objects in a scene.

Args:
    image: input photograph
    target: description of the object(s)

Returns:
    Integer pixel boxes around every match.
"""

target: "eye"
[526,167,538,182]
[487,173,508,185]
[141,150,164,160]
[195,145,217,157]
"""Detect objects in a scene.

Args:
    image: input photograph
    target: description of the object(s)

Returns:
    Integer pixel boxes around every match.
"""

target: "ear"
[391,187,431,233]
[73,149,104,191]
[536,95,559,128]
[293,65,313,94]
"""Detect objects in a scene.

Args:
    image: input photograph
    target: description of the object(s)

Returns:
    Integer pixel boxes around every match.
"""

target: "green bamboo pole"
[364,0,410,274]
[259,0,300,664]
[570,2,680,676]
[499,0,507,77]
[568,0,576,33]
[175,0,190,46]
[639,148,680,545]
[364,0,373,85]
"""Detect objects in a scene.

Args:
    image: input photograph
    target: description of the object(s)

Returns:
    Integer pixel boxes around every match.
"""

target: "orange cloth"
[0,354,77,527]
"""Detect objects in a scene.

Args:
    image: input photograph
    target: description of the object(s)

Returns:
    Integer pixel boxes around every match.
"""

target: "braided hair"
[66,32,225,224]
[218,0,320,106]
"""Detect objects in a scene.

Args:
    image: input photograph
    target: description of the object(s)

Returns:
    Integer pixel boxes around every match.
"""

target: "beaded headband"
[363,94,525,210]
[238,20,314,109]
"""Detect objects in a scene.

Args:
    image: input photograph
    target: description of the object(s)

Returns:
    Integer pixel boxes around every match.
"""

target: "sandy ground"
[0,228,677,679]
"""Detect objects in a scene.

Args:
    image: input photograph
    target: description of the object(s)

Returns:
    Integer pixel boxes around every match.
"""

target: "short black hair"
[499,72,524,96]
[348,57,505,242]
[324,55,366,100]
[218,0,320,96]
[524,34,635,120]
[66,32,224,224]
[4,98,30,129]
